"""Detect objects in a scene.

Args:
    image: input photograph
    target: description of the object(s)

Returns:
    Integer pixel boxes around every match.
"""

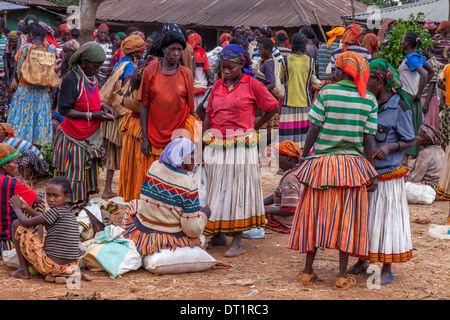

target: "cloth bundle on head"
[63,39,81,52]
[326,27,345,48]
[419,124,441,145]
[335,51,369,98]
[121,35,146,55]
[274,141,302,160]
[220,44,255,77]
[115,32,127,40]
[0,144,20,167]
[57,23,72,38]
[159,138,195,169]
[363,33,378,55]
[0,123,15,138]
[342,23,363,52]
[219,33,232,44]
[68,41,106,80]
[369,58,409,106]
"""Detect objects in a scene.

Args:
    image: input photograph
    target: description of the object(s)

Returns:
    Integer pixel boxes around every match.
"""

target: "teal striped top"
[308,80,378,157]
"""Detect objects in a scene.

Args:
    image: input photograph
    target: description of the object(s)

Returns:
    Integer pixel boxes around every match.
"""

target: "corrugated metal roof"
[4,0,67,8]
[342,0,447,23]
[0,0,29,10]
[96,0,369,28]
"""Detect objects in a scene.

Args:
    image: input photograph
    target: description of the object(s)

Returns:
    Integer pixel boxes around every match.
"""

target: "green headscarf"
[115,32,127,40]
[369,58,410,107]
[68,41,106,82]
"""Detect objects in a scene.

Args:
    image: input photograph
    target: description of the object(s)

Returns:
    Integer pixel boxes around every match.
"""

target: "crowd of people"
[0,13,449,291]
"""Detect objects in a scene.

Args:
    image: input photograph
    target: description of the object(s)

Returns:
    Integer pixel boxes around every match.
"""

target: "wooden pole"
[351,0,355,23]
[313,9,327,43]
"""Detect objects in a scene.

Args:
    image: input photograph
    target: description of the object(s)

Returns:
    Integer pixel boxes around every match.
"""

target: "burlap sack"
[21,48,61,87]
[99,62,131,117]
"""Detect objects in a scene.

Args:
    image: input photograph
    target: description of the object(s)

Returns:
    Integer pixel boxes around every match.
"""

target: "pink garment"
[421,95,440,130]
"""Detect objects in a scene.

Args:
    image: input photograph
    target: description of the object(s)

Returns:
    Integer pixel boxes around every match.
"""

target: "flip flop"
[381,273,394,285]
[333,275,357,290]
[347,264,369,275]
[224,245,245,257]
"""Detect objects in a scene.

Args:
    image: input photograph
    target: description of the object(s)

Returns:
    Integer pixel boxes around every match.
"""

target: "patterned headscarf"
[0,144,20,167]
[243,26,255,42]
[231,25,245,37]
[221,40,229,48]
[57,23,72,38]
[162,22,184,38]
[220,44,255,77]
[91,23,109,38]
[121,35,146,55]
[326,27,345,48]
[419,124,441,145]
[39,21,54,37]
[129,30,145,41]
[274,141,302,160]
[369,58,409,105]
[7,31,18,39]
[115,32,127,40]
[219,33,232,44]
[363,33,378,55]
[342,23,363,52]
[255,25,272,38]
[335,51,369,98]
[0,123,14,138]
[187,32,203,52]
[159,138,195,169]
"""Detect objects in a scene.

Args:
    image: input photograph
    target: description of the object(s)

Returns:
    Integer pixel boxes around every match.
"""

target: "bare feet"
[10,268,30,279]
[224,244,245,257]
[101,190,117,200]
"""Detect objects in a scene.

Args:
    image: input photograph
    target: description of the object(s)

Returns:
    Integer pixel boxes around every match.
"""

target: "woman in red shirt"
[202,44,278,257]
[53,42,116,205]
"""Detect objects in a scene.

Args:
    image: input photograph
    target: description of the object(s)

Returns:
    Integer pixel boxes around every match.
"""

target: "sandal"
[333,275,357,290]
[224,245,245,257]
[299,272,318,286]
[347,263,369,275]
[381,273,394,285]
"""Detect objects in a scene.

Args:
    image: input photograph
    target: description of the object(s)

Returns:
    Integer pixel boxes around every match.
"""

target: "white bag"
[191,165,208,208]
[428,224,450,240]
[271,58,285,100]
[405,182,436,205]
[142,246,216,274]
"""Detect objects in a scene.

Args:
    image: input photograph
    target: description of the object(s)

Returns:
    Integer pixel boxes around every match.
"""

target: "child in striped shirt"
[9,176,82,280]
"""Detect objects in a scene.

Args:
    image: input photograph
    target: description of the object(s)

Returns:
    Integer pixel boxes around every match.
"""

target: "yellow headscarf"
[326,27,345,49]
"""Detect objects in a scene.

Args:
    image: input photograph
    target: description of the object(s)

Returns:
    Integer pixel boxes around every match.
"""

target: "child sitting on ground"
[9,176,83,280]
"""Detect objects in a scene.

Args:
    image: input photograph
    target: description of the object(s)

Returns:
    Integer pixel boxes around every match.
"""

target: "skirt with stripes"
[52,129,106,204]
[288,155,378,257]
[367,176,412,263]
[278,105,311,149]
[122,199,202,256]
[438,145,450,195]
[101,118,123,171]
[203,137,265,234]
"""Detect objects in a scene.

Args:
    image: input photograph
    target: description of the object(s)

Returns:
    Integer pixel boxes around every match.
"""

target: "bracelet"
[397,142,401,151]
[86,112,91,121]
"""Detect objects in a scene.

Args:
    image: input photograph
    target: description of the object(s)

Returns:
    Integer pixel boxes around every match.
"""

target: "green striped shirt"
[308,80,378,157]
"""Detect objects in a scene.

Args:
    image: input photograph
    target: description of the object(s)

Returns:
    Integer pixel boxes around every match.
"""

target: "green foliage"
[379,13,436,70]
[360,0,417,8]
[40,143,55,178]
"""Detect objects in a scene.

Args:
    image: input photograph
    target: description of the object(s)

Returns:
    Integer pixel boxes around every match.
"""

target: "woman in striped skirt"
[288,51,378,290]
[278,32,315,149]
[52,42,116,205]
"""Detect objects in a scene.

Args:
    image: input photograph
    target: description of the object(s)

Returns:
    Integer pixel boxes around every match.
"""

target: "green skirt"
[404,92,423,157]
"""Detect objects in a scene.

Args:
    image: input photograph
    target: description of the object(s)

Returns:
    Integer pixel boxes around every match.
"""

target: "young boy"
[9,176,83,279]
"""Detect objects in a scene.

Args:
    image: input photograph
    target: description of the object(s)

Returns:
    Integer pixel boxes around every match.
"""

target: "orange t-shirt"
[137,61,195,148]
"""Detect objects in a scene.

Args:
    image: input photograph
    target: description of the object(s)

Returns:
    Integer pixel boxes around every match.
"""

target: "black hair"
[23,14,38,33]
[28,22,46,40]
[299,26,316,40]
[48,176,72,196]
[71,28,80,39]
[259,37,274,51]
[276,32,288,43]
[161,30,186,50]
[126,26,138,35]
[291,32,307,53]
[404,31,422,49]
[229,36,249,48]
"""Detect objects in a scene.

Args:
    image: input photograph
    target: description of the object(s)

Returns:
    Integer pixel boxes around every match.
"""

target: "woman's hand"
[92,111,115,122]
[413,93,421,102]
[10,195,23,212]
[372,144,394,160]
[141,138,152,157]
[101,104,117,118]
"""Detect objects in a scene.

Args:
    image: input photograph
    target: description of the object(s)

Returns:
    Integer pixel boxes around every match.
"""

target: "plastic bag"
[84,225,142,278]
[191,165,207,208]
[405,182,436,205]
[428,224,450,240]
[142,246,216,274]
[2,249,19,269]
[242,228,265,239]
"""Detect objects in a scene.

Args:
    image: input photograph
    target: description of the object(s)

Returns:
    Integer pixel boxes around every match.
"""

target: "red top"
[138,61,195,148]
[60,80,102,140]
[205,73,278,137]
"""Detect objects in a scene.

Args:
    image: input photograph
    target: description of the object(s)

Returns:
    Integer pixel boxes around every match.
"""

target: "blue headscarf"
[159,138,195,169]
[220,44,255,77]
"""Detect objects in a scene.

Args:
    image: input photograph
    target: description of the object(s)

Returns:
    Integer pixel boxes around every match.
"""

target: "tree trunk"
[79,0,103,44]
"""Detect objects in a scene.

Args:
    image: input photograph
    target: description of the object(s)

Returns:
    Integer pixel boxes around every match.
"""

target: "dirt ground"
[0,168,449,302]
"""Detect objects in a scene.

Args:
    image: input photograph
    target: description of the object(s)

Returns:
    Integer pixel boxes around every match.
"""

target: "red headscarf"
[219,33,232,44]
[342,23,363,52]
[187,32,204,53]
[363,33,378,55]
[57,23,72,39]
[335,51,370,98]
[274,141,302,159]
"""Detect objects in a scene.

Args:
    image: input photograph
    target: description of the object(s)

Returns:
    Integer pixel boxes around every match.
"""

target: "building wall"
[4,8,65,32]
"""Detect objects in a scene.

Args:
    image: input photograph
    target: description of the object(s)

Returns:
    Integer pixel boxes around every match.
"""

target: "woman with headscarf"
[52,41,117,205]
[136,31,196,201]
[407,124,445,185]
[264,141,304,234]
[187,32,212,108]
[363,33,379,57]
[433,20,450,65]
[56,23,72,48]
[288,51,378,290]
[347,58,416,285]
[398,32,434,159]
[122,138,210,257]
[278,32,316,149]
[251,25,283,71]
[110,32,127,67]
[275,30,292,57]
[202,44,278,257]
[7,22,54,148]
[0,123,49,183]
[0,143,44,256]
[94,23,114,88]
[100,35,146,200]
[329,24,372,75]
